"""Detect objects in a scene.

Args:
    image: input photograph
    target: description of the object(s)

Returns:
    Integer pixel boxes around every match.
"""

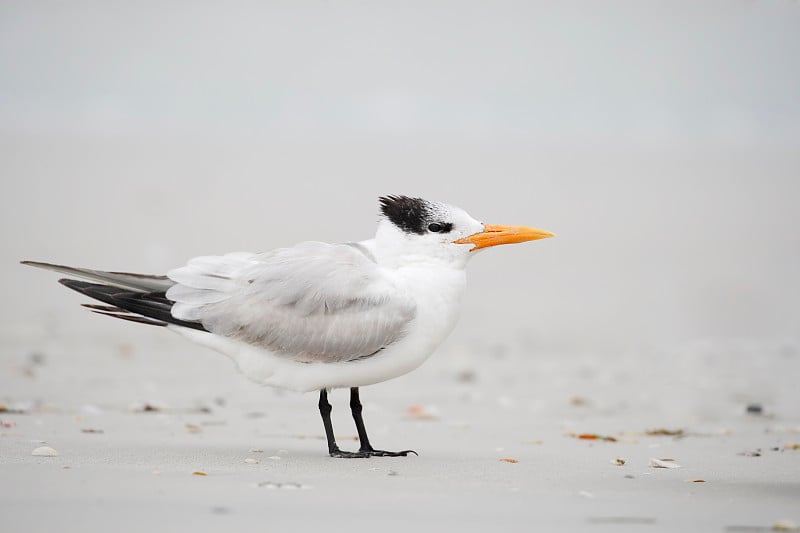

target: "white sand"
[2,331,798,532]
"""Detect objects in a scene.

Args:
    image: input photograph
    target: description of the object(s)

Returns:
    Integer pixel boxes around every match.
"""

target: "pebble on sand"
[31,446,59,457]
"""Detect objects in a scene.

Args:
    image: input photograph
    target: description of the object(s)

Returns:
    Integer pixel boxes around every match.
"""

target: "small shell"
[649,458,681,469]
[244,458,259,464]
[31,446,59,457]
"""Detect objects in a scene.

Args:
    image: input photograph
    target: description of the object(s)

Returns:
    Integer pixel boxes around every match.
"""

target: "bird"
[22,195,553,458]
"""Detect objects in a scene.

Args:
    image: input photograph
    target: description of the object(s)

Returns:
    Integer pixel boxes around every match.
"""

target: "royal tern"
[23,195,553,458]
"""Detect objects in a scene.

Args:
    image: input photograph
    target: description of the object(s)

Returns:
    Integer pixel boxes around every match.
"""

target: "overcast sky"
[2,2,799,353]
[2,1,799,142]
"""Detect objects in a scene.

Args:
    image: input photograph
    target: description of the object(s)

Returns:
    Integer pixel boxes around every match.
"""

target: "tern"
[23,195,553,458]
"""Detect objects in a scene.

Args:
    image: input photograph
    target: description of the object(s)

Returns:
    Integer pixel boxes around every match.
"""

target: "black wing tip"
[58,278,90,290]
[58,278,207,332]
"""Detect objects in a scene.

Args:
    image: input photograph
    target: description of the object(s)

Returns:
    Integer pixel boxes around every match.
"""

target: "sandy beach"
[2,329,798,532]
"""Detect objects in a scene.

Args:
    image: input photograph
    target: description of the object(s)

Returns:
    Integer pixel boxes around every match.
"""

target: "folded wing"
[167,242,416,363]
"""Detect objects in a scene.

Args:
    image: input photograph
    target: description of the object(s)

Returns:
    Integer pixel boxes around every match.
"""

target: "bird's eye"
[428,223,443,233]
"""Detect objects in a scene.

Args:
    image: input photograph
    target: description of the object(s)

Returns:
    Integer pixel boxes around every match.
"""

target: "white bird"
[23,195,553,458]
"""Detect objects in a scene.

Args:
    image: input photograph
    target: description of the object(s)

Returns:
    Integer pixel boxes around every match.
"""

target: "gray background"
[2,1,798,354]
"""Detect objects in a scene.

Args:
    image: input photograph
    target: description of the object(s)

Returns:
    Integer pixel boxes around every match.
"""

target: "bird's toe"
[363,449,418,457]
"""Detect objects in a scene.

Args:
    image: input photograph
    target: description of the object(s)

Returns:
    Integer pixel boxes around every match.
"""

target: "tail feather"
[58,279,207,331]
[89,309,168,326]
[81,304,127,312]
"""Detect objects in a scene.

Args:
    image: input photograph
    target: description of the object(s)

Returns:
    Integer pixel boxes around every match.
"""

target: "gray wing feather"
[21,260,173,292]
[166,243,416,363]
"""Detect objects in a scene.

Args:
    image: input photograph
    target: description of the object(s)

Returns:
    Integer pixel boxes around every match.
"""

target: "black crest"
[379,195,430,235]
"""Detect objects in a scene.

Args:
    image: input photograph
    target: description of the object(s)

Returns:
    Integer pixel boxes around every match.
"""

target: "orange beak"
[454,224,555,251]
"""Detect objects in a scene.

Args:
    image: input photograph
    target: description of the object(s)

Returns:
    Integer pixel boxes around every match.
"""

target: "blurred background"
[2,1,799,358]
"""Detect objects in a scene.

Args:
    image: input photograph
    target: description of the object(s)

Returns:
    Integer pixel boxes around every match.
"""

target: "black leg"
[349,387,417,457]
[318,389,339,455]
[349,387,373,451]
[317,388,417,458]
[318,389,370,458]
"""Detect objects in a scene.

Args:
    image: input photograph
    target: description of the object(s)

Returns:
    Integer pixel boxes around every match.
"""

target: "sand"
[2,330,798,533]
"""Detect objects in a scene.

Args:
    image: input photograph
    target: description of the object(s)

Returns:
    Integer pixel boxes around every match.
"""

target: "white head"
[373,195,554,268]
